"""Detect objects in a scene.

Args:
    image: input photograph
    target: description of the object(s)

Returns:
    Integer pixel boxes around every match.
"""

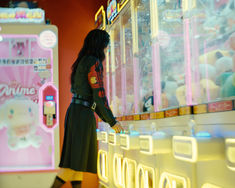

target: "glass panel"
[105,44,111,103]
[136,0,154,113]
[110,22,122,116]
[157,1,185,109]
[123,9,134,115]
[107,43,113,108]
[189,0,235,104]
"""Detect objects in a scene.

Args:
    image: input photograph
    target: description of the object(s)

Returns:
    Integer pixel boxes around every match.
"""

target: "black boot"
[51,176,66,188]
[71,181,82,188]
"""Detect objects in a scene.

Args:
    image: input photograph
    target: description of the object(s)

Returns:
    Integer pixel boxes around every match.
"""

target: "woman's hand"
[112,121,124,133]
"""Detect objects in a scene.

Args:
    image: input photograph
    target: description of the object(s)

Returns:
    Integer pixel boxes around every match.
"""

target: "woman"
[51,29,124,188]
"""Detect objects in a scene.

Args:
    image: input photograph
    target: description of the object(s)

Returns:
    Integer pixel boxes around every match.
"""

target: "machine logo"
[0,83,36,97]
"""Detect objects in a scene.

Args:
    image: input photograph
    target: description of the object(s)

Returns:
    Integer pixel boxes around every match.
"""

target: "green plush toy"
[221,73,235,97]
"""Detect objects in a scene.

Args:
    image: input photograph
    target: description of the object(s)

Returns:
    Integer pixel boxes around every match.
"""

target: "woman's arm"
[88,60,117,127]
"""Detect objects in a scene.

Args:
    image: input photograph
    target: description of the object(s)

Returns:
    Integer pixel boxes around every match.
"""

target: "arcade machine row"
[96,0,235,188]
[0,8,59,173]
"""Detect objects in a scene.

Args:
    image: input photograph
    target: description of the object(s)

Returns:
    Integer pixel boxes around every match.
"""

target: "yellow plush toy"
[199,50,230,65]
[200,79,219,102]
[176,85,187,106]
[176,83,203,106]
[110,95,122,116]
[126,94,135,114]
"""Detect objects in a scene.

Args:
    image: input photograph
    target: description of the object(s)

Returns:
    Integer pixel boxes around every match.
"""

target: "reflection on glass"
[136,0,154,113]
[123,9,134,115]
[111,23,122,116]
[108,43,113,108]
[157,1,185,109]
[105,45,111,103]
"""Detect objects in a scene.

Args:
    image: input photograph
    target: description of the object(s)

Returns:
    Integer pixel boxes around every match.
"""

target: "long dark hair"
[71,29,110,84]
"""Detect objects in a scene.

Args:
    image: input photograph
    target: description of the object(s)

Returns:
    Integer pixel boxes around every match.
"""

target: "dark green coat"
[59,56,116,173]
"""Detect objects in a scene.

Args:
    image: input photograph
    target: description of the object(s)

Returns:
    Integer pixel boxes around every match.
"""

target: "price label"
[193,104,207,114]
[165,109,179,117]
[208,101,233,112]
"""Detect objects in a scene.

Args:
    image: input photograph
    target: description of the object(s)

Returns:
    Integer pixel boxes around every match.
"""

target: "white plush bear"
[199,63,216,81]
[0,96,42,150]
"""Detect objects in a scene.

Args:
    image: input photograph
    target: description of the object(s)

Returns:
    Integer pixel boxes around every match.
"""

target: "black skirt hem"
[58,164,97,174]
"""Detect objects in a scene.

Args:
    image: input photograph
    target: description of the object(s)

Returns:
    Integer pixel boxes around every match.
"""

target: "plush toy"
[220,73,235,97]
[161,92,169,109]
[203,15,224,36]
[140,75,154,112]
[215,56,233,75]
[126,94,135,114]
[229,32,235,51]
[143,95,154,112]
[203,0,235,37]
[215,56,233,86]
[176,83,204,105]
[176,80,219,104]
[198,63,216,81]
[216,71,233,86]
[176,85,187,106]
[228,32,235,71]
[0,96,42,150]
[200,79,220,102]
[216,32,235,97]
[110,95,122,116]
[164,80,179,107]
[199,50,230,65]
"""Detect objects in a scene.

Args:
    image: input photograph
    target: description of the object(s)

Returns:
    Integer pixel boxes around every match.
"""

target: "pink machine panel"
[0,34,57,172]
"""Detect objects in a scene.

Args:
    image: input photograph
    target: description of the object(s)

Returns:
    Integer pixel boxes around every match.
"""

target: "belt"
[71,98,96,111]
[72,93,92,101]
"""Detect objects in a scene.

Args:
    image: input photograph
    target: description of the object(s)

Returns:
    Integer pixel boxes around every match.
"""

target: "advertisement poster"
[0,35,54,171]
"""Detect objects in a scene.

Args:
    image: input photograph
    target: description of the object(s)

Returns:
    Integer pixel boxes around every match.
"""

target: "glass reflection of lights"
[159,172,189,188]
[97,150,108,183]
[113,153,124,187]
[122,158,137,188]
[136,164,155,188]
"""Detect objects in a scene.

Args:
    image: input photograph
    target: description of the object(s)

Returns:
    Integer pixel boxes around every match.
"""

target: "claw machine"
[185,0,235,187]
[97,0,235,187]
[0,7,59,187]
[96,0,138,187]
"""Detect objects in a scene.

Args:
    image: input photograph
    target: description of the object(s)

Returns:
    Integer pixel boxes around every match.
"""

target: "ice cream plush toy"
[0,96,42,150]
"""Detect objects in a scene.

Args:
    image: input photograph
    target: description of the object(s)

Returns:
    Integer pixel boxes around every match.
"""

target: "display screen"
[46,95,54,101]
